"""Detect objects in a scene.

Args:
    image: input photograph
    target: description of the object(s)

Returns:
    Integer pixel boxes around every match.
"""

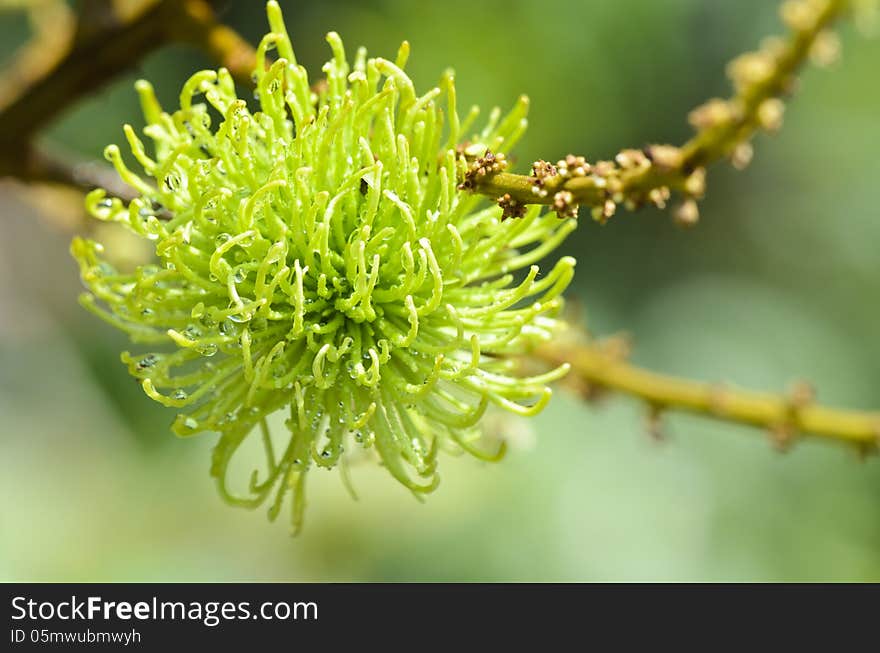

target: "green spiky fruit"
[71,1,576,532]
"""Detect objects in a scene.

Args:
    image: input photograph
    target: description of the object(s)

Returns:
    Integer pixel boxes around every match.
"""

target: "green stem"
[468,0,848,218]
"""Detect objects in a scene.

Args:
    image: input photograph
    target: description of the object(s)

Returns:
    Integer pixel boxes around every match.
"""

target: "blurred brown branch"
[0,0,255,196]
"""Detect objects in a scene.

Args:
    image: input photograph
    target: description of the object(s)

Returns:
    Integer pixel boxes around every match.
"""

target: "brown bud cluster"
[530,159,558,198]
[757,98,785,132]
[688,98,738,130]
[644,144,684,171]
[809,29,841,67]
[647,187,671,210]
[497,193,526,220]
[615,149,650,170]
[552,190,578,219]
[556,154,591,178]
[458,149,508,190]
[590,199,616,224]
[780,0,824,32]
[727,51,775,91]
[684,167,706,197]
[731,142,754,170]
[673,198,700,227]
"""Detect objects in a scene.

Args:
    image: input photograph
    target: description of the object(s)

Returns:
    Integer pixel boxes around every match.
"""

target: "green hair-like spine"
[71,1,576,532]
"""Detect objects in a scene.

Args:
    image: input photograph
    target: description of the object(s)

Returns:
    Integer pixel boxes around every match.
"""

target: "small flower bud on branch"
[460,0,854,227]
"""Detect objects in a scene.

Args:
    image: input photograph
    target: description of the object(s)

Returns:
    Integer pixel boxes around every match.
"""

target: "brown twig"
[0,0,256,194]
[466,0,849,225]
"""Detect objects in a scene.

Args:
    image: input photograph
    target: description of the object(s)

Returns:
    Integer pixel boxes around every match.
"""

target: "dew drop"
[200,312,217,328]
[219,319,238,336]
[96,262,115,276]
[228,313,248,323]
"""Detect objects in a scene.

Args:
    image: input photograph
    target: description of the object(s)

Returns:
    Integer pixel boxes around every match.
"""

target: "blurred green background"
[1,0,879,581]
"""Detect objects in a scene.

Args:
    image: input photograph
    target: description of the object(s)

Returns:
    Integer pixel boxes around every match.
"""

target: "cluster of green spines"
[71,1,576,531]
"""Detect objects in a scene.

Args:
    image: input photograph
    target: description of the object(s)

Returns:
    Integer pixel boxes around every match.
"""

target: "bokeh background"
[1,0,879,581]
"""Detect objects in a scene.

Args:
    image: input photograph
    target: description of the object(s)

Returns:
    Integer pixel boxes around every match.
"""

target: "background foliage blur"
[1,0,879,581]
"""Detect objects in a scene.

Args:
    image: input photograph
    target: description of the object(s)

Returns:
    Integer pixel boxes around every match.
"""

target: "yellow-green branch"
[536,338,880,452]
[469,0,850,224]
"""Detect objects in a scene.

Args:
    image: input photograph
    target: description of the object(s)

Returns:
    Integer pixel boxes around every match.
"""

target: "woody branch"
[464,0,848,225]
